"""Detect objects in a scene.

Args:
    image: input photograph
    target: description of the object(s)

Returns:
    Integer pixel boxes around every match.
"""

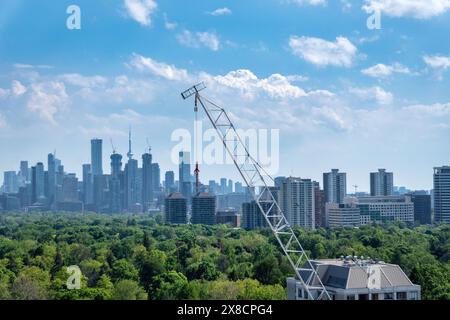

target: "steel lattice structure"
[181,83,331,300]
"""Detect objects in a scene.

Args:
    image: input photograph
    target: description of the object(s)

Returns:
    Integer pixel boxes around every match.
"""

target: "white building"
[280,177,315,229]
[325,202,360,228]
[357,196,414,225]
[287,258,421,300]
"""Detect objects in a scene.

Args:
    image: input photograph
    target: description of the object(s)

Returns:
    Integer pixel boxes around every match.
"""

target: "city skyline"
[1,1,450,191]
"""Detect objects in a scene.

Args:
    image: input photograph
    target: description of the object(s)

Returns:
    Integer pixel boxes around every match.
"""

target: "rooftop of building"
[306,258,418,290]
[193,192,216,198]
[166,192,186,199]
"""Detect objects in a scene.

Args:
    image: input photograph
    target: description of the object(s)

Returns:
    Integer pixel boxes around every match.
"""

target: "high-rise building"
[409,192,432,225]
[19,161,29,182]
[191,192,216,225]
[47,153,56,205]
[32,162,45,204]
[125,159,138,210]
[91,139,103,176]
[370,169,394,196]
[62,174,79,202]
[234,181,244,194]
[2,171,18,194]
[142,152,153,210]
[165,171,175,194]
[323,169,347,204]
[227,179,233,194]
[313,182,326,228]
[216,209,240,228]
[82,164,93,205]
[279,177,315,229]
[242,201,268,230]
[110,153,123,213]
[165,192,187,224]
[220,178,227,194]
[434,166,450,224]
[151,163,160,193]
[179,151,191,198]
[274,176,287,188]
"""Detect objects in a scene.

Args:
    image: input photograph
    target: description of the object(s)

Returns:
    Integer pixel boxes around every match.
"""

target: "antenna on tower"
[127,126,133,160]
[146,138,152,154]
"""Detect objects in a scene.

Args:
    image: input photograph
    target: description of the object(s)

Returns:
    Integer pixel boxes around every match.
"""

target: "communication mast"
[181,83,330,300]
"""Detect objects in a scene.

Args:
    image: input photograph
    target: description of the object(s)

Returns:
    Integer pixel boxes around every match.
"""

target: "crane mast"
[181,83,330,300]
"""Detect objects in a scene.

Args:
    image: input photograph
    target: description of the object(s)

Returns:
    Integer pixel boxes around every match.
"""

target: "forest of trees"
[0,212,448,300]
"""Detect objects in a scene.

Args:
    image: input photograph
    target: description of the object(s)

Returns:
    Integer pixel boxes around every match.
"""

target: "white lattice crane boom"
[181,83,330,300]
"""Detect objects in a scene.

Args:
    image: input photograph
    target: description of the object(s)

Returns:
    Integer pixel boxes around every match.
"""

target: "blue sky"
[1,0,450,191]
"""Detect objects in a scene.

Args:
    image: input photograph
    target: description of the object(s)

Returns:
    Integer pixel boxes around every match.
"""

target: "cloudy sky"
[0,0,450,191]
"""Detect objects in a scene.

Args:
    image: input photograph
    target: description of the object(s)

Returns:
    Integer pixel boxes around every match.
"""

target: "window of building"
[397,292,407,300]
[372,293,379,300]
[384,292,394,300]
[346,295,356,300]
[410,292,419,300]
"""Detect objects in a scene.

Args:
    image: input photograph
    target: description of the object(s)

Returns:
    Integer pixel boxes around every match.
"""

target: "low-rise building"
[325,202,360,228]
[287,258,421,300]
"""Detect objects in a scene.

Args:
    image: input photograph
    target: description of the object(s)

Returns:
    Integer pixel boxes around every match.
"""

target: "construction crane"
[181,83,331,300]
[110,139,117,154]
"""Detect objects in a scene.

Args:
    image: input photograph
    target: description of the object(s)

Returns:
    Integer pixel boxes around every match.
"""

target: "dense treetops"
[0,212,448,300]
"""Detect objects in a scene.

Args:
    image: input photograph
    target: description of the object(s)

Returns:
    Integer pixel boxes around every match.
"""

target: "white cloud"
[176,30,221,51]
[124,0,157,26]
[423,55,450,70]
[11,80,27,96]
[163,13,177,30]
[27,82,69,124]
[0,114,6,128]
[361,63,411,78]
[128,53,190,81]
[59,74,108,88]
[404,102,450,116]
[291,0,327,6]
[289,36,357,67]
[362,0,450,19]
[208,8,232,16]
[349,86,393,105]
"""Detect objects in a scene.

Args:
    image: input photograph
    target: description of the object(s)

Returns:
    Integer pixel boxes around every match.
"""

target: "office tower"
[20,161,29,182]
[325,203,360,228]
[47,153,56,205]
[165,192,187,224]
[208,180,216,194]
[234,181,244,194]
[313,182,326,228]
[274,176,287,189]
[125,159,138,210]
[62,174,78,202]
[165,171,175,194]
[279,177,315,230]
[370,169,394,196]
[82,164,93,205]
[434,166,450,224]
[142,152,153,210]
[191,192,216,225]
[356,196,414,225]
[2,171,18,194]
[409,192,432,225]
[93,174,109,212]
[323,169,347,204]
[31,162,45,204]
[151,163,160,193]
[242,201,268,230]
[91,139,103,176]
[110,153,123,213]
[220,178,227,194]
[178,151,191,197]
[227,179,233,194]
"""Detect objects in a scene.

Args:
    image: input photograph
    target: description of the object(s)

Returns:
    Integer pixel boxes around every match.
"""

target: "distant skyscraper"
[165,171,175,194]
[280,177,315,230]
[434,166,450,224]
[165,192,187,224]
[2,171,18,194]
[179,151,191,198]
[227,179,233,194]
[242,201,268,230]
[32,162,45,203]
[274,176,287,189]
[313,182,326,228]
[234,181,244,194]
[47,153,56,205]
[93,174,108,212]
[82,164,93,205]
[370,169,394,196]
[110,153,123,213]
[151,163,160,193]
[142,152,153,210]
[323,169,347,204]
[62,174,78,202]
[191,192,216,225]
[220,178,227,194]
[125,159,138,210]
[20,161,29,182]
[91,139,103,176]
